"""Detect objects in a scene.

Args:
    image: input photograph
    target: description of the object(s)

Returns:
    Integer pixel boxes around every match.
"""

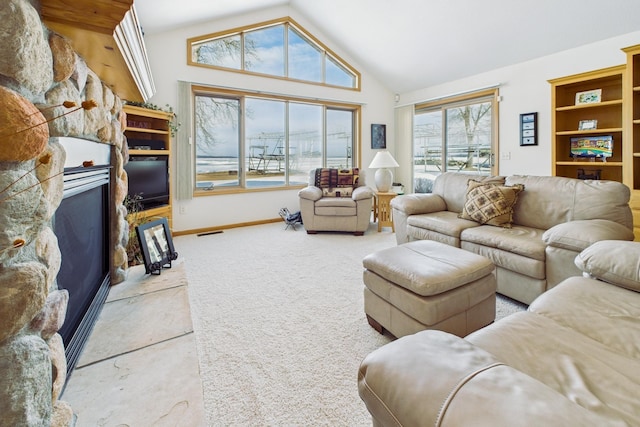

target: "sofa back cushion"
[432,172,505,213]
[505,175,632,230]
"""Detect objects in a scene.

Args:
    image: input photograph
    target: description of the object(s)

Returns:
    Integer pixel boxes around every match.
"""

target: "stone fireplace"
[0,1,132,425]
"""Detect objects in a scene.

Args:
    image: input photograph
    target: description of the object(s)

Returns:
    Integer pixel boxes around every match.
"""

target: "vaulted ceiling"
[134,0,640,93]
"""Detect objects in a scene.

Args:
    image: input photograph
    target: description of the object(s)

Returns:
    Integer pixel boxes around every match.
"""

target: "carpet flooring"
[175,222,526,426]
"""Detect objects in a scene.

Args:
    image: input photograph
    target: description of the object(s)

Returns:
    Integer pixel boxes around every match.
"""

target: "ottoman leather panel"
[363,240,494,296]
[363,240,497,338]
[363,270,496,326]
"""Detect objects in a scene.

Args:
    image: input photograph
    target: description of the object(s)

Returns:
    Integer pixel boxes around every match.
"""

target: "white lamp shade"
[368,151,399,169]
[369,151,399,192]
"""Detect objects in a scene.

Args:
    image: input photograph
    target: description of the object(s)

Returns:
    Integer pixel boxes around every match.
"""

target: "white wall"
[143,5,394,233]
[144,8,640,233]
[395,30,640,187]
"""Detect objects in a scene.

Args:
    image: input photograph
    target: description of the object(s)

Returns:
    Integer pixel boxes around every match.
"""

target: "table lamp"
[368,151,399,192]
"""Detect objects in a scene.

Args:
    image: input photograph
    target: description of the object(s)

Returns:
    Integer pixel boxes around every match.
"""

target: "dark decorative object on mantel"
[135,217,178,274]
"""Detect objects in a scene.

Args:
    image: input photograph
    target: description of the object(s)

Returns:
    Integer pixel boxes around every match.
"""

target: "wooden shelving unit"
[123,105,173,229]
[623,44,640,239]
[549,65,626,183]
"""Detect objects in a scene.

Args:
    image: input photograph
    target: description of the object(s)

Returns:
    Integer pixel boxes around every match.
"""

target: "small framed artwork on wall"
[520,112,538,146]
[371,124,386,149]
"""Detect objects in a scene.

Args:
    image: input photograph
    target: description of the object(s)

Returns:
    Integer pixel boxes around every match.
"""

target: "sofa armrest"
[542,219,634,253]
[297,186,322,202]
[575,240,640,291]
[390,194,448,244]
[352,185,373,201]
[358,330,598,427]
[389,193,447,215]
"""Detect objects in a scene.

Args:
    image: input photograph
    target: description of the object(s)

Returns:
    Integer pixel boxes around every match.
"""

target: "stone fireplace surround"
[0,1,131,425]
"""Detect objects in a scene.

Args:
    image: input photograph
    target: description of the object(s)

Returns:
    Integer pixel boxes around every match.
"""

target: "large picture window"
[413,89,498,193]
[194,88,359,192]
[188,17,360,90]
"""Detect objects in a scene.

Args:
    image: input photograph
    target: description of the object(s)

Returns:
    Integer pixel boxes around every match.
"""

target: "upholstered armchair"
[298,168,373,235]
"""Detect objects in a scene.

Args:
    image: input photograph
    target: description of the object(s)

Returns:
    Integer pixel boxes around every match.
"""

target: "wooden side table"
[374,191,397,232]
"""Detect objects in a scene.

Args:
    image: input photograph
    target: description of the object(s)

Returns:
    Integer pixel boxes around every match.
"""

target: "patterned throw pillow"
[315,168,359,187]
[459,179,524,228]
[314,168,359,197]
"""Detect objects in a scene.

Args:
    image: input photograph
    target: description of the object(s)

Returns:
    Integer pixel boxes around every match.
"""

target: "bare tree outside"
[414,99,493,193]
[447,103,492,171]
[194,35,259,70]
[195,96,239,151]
[190,21,358,190]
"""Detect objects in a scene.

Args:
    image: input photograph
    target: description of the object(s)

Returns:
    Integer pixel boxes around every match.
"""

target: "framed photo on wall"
[520,112,538,146]
[371,124,386,149]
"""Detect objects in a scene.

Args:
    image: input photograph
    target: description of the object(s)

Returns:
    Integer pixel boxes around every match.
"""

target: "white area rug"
[176,222,525,426]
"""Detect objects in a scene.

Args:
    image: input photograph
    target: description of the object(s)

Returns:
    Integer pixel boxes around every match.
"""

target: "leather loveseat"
[391,172,634,304]
[298,168,373,235]
[358,239,640,426]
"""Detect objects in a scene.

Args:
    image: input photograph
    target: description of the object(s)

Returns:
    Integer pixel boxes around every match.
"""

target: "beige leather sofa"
[358,240,640,426]
[298,168,373,235]
[391,172,634,304]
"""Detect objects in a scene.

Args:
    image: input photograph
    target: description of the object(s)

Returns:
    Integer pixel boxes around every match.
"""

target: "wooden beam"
[40,0,154,102]
[41,0,133,34]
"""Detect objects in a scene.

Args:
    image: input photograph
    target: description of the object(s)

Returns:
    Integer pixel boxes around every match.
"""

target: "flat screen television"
[124,156,169,209]
[570,136,613,159]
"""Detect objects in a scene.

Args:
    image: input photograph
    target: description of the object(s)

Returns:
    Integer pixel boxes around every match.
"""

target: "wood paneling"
[40,0,146,102]
[40,0,133,34]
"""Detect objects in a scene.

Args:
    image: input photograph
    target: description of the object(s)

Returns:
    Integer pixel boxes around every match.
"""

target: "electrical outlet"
[179,206,186,214]
[500,151,511,160]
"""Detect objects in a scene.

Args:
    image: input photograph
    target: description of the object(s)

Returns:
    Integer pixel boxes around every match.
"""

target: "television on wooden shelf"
[570,136,613,160]
[124,156,169,210]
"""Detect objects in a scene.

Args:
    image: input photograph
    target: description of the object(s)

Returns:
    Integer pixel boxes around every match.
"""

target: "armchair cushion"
[575,240,640,291]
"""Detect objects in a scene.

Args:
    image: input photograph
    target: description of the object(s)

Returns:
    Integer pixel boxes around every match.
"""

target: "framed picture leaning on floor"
[136,217,178,274]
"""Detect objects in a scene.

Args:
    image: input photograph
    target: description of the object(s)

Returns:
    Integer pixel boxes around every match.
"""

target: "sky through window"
[189,18,359,89]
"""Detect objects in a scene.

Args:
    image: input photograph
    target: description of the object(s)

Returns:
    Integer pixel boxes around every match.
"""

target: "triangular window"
[188,17,360,90]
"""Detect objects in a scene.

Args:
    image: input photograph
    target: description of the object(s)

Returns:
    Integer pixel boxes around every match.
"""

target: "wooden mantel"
[40,0,155,102]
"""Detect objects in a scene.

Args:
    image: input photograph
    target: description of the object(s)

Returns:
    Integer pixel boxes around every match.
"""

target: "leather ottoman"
[362,240,496,338]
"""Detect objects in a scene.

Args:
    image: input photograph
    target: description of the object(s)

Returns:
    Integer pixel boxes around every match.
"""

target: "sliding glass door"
[413,91,497,192]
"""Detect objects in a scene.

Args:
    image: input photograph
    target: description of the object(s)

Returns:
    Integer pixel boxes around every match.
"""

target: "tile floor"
[61,259,206,426]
